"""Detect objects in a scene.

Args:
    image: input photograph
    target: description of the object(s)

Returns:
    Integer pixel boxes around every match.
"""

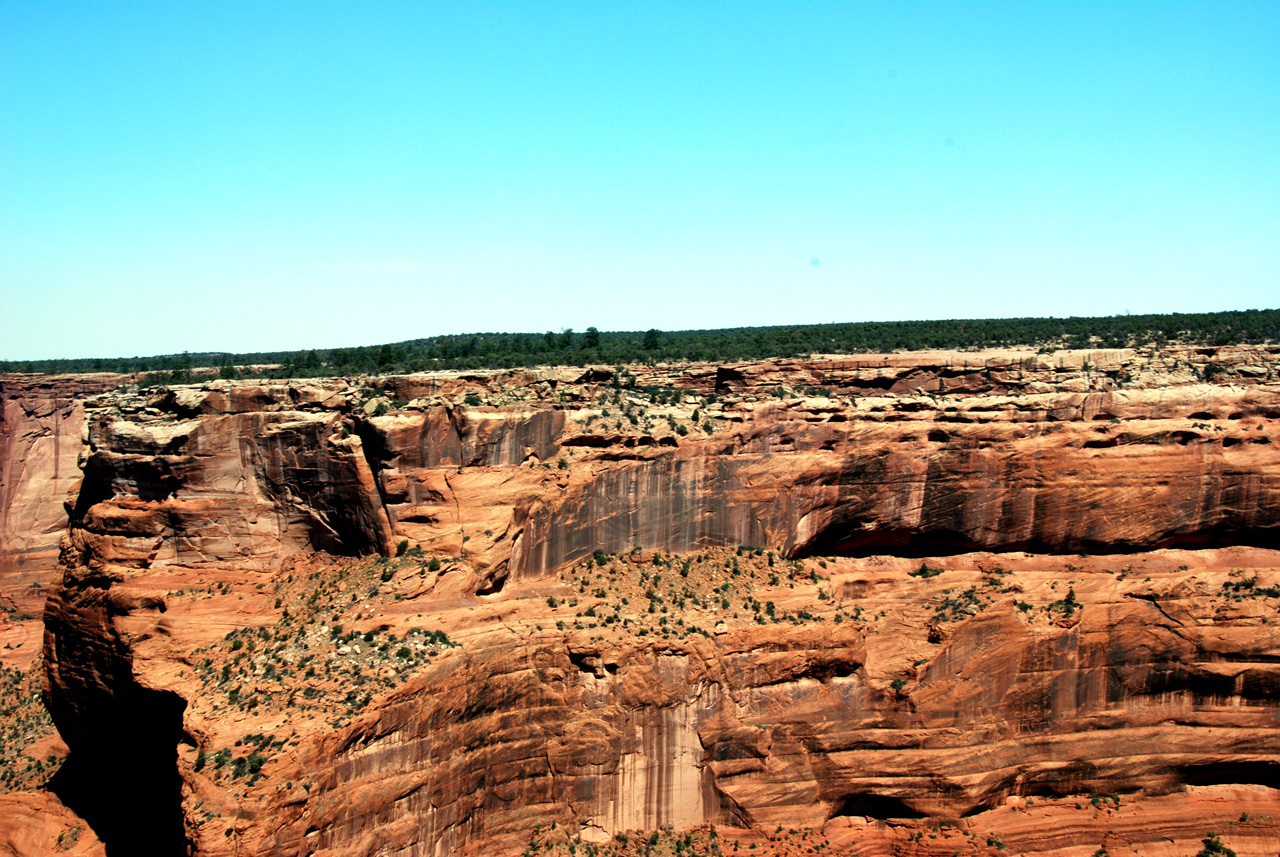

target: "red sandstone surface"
[1,345,1278,856]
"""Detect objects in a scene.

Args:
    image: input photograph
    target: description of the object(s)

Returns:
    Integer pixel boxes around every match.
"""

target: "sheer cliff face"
[4,345,1280,856]
[0,376,124,670]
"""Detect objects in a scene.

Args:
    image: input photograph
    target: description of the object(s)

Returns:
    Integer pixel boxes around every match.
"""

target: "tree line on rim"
[4,309,1278,381]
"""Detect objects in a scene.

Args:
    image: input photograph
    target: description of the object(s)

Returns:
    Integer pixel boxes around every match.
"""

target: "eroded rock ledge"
[34,344,1280,588]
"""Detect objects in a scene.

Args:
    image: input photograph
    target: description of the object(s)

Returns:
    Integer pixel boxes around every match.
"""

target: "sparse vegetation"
[184,552,460,742]
[0,659,62,793]
[1048,587,1081,618]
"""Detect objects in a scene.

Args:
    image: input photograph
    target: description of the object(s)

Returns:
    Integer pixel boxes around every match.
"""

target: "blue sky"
[2,2,1277,360]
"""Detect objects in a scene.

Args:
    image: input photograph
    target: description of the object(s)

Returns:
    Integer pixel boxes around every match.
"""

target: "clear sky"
[2,2,1277,360]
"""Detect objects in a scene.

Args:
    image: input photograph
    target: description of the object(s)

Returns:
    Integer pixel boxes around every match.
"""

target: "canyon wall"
[0,376,124,669]
[20,347,1280,593]
[277,554,1280,855]
[2,345,1279,856]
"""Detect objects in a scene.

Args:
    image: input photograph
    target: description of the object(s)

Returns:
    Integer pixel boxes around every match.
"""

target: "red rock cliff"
[0,375,124,670]
[6,345,1280,857]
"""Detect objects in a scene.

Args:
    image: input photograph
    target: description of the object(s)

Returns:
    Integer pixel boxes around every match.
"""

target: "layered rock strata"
[0,344,1276,855]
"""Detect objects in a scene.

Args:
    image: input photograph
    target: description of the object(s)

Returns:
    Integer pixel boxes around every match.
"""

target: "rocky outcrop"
[73,404,395,567]
[3,343,1279,856]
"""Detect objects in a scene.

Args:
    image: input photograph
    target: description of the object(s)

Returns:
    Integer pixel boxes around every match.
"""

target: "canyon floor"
[1,345,1278,856]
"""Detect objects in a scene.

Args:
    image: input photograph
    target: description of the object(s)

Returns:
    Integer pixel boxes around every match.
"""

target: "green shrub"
[1197,833,1235,857]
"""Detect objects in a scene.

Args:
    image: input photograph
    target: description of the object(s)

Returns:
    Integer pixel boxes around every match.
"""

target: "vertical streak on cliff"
[513,453,773,580]
[588,697,710,835]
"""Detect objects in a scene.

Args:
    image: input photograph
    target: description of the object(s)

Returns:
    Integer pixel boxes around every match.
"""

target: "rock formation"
[1,344,1278,856]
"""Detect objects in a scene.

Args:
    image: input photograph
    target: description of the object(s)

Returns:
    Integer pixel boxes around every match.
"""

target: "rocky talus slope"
[0,345,1278,856]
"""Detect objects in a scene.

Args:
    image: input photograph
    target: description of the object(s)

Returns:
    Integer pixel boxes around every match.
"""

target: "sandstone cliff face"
[4,344,1279,856]
[0,376,124,670]
[264,547,1280,857]
[23,347,1280,590]
[373,349,1280,584]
